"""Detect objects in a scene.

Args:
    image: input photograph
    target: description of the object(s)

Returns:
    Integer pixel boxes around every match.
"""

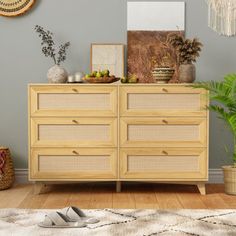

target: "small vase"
[152,67,175,84]
[179,64,196,83]
[47,65,68,83]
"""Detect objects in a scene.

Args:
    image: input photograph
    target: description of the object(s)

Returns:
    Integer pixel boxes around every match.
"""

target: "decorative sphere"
[47,65,68,83]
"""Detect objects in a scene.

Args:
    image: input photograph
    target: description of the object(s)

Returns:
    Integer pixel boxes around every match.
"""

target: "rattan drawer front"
[30,85,117,117]
[120,86,207,116]
[120,117,207,147]
[30,148,117,180]
[120,148,207,180]
[31,118,117,147]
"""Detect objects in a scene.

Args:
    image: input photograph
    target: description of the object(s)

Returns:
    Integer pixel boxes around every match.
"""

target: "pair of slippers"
[38,206,99,228]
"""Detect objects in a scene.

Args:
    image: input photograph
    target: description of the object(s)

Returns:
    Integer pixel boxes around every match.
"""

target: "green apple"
[96,72,102,78]
[91,71,97,77]
[128,74,138,83]
[103,69,110,77]
[121,77,127,83]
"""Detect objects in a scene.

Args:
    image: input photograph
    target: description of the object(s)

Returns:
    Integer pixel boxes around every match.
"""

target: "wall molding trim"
[15,168,224,184]
[208,168,224,184]
[15,169,28,184]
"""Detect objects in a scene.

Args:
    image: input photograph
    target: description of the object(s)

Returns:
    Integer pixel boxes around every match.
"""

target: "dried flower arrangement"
[167,34,203,65]
[34,25,70,66]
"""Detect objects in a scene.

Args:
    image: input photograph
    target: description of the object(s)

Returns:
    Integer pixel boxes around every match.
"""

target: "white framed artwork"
[91,44,125,78]
[127,1,185,83]
[127,1,185,31]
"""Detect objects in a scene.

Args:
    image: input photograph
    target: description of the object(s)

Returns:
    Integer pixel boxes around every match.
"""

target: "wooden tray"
[83,76,120,83]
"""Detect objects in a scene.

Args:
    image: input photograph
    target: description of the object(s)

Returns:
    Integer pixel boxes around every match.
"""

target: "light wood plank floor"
[0,183,235,209]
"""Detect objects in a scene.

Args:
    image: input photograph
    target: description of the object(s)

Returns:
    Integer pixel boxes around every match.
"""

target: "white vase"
[47,65,68,83]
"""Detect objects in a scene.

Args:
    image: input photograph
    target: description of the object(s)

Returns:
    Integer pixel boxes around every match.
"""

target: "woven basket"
[152,67,175,84]
[222,166,236,195]
[0,147,15,190]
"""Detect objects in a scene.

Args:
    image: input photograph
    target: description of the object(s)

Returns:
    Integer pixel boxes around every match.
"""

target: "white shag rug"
[0,208,236,236]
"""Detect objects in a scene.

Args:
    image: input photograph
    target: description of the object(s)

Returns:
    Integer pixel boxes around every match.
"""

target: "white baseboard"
[15,168,224,184]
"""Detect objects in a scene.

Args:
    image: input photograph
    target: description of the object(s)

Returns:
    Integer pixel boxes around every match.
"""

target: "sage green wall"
[0,0,235,169]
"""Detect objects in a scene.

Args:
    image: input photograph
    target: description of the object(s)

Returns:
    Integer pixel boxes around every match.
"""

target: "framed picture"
[91,44,125,78]
[127,1,185,83]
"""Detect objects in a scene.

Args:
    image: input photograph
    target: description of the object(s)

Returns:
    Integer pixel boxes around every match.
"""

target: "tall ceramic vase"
[179,64,196,83]
[47,65,68,83]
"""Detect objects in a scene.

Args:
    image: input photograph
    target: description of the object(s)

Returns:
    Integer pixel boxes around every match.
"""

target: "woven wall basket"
[0,147,14,190]
[0,0,35,17]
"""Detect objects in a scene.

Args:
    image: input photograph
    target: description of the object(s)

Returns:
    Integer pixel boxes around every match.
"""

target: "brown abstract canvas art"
[128,30,184,83]
[127,2,185,83]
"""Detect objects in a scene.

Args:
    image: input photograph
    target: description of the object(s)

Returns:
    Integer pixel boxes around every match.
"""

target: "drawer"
[29,85,117,117]
[120,86,208,116]
[30,148,117,180]
[120,117,207,147]
[31,117,117,147]
[120,148,208,180]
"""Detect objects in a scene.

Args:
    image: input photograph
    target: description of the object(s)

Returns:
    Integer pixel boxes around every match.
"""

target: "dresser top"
[28,82,192,86]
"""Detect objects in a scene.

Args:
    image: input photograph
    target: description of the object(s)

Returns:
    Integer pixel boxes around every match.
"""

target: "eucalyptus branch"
[57,42,70,65]
[34,25,70,66]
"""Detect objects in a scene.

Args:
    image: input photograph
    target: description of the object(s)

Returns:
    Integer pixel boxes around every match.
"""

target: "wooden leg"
[34,182,48,195]
[116,181,121,193]
[197,183,206,195]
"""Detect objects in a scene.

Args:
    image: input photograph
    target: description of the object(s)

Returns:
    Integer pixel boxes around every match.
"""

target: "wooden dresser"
[28,84,209,194]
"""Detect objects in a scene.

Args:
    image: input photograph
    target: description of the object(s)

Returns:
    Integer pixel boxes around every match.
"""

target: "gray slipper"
[38,211,86,228]
[61,206,99,224]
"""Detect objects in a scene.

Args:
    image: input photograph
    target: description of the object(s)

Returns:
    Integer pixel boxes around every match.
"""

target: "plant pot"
[222,166,236,195]
[179,64,196,83]
[47,65,68,83]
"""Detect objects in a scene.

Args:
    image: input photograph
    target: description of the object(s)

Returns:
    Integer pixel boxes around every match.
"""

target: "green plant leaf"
[191,74,236,164]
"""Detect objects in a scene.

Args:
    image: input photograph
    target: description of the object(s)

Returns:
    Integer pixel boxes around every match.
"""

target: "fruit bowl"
[83,76,120,83]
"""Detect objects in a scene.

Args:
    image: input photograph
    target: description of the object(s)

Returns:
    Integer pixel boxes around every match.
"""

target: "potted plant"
[35,25,70,83]
[167,34,203,83]
[193,74,236,195]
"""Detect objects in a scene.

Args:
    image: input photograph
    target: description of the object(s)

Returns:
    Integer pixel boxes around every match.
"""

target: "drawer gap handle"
[162,119,168,124]
[72,120,79,124]
[162,88,168,93]
[72,89,79,93]
[72,151,79,155]
[162,151,168,155]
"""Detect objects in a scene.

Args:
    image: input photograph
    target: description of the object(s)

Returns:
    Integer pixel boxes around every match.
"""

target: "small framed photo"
[90,44,125,78]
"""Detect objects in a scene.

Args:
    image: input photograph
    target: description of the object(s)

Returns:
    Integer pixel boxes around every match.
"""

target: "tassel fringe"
[206,0,236,36]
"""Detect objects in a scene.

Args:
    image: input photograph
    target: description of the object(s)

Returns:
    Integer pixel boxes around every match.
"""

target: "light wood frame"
[90,43,125,78]
[120,148,208,180]
[31,117,117,147]
[120,85,208,117]
[30,85,118,117]
[120,117,207,148]
[30,148,117,180]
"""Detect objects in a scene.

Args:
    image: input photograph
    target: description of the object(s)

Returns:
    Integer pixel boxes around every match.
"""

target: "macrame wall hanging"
[206,0,236,36]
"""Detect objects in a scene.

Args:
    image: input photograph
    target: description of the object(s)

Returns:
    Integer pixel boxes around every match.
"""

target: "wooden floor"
[0,183,235,209]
